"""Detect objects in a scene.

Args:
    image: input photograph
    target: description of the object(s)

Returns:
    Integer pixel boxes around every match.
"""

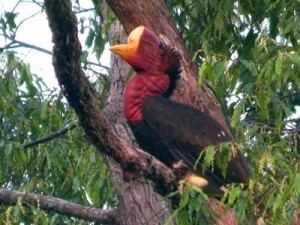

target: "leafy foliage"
[0,52,117,224]
[0,1,119,224]
[166,0,300,224]
[166,185,209,225]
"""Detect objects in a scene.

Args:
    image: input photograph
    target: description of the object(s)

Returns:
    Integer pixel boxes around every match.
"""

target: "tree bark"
[102,1,238,225]
[0,188,118,224]
[102,20,175,225]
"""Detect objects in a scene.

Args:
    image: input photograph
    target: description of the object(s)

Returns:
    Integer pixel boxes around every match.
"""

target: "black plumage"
[129,96,250,185]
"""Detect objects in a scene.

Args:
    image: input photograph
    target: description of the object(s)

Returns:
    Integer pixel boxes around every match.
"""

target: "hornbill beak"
[110,26,145,61]
[110,43,138,62]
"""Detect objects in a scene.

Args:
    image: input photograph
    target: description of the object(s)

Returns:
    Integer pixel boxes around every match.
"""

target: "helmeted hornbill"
[110,26,250,191]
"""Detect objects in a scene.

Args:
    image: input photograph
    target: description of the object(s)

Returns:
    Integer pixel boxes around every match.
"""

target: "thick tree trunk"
[105,0,233,139]
[100,1,238,225]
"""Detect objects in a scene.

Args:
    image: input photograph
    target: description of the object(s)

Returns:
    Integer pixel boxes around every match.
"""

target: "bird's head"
[110,26,162,72]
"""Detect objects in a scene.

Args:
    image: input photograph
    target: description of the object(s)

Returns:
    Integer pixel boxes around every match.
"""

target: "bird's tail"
[185,172,209,188]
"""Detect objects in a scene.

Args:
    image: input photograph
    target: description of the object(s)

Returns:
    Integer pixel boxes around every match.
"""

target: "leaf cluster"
[166,0,300,224]
[0,52,117,224]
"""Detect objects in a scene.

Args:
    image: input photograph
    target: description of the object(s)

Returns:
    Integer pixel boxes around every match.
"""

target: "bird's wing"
[142,96,250,183]
[142,96,231,149]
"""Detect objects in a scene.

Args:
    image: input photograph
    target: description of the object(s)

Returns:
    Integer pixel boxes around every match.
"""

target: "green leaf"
[293,174,300,194]
[272,192,284,215]
[203,146,215,168]
[178,210,189,225]
[240,60,257,76]
[214,61,225,79]
[198,59,212,86]
[275,53,283,75]
[228,186,242,205]
[5,12,17,31]
[85,29,95,48]
[256,90,270,120]
[19,64,37,96]
[179,191,189,209]
[40,102,48,120]
[72,177,81,193]
[231,99,245,128]
[235,194,248,221]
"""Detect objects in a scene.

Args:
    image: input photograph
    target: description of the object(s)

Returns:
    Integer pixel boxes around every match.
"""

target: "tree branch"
[0,188,119,224]
[2,33,53,55]
[44,0,177,192]
[285,127,300,134]
[1,35,109,71]
[22,123,77,149]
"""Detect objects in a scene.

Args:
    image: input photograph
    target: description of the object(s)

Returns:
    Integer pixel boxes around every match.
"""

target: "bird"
[110,26,250,191]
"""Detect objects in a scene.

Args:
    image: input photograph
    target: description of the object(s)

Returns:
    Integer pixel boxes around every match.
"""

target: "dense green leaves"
[167,0,300,224]
[166,185,209,225]
[0,52,117,223]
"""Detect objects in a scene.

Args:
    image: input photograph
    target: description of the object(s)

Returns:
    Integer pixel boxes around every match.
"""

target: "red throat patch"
[124,73,170,122]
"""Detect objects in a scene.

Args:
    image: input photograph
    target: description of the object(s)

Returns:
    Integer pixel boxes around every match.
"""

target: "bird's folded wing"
[142,96,250,183]
[142,96,232,148]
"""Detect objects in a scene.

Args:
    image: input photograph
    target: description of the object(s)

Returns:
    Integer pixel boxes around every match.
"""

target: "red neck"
[124,73,170,122]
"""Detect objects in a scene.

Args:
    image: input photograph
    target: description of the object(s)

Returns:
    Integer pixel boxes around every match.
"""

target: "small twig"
[1,35,110,71]
[3,35,53,55]
[22,123,77,149]
[31,0,44,8]
[75,8,95,14]
[280,92,299,101]
[14,10,42,35]
[284,127,300,134]
[11,0,22,14]
[84,60,110,71]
